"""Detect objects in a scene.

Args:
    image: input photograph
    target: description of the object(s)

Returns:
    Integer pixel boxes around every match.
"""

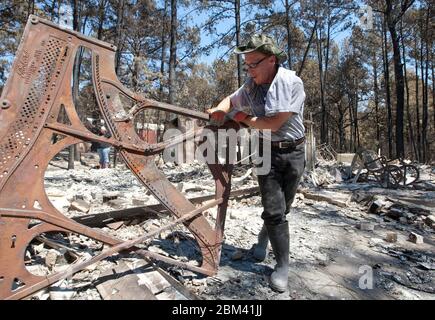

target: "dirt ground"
[201,188,434,300]
[27,153,435,300]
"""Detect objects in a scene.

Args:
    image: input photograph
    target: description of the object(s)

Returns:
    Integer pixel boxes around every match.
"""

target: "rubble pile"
[25,152,435,300]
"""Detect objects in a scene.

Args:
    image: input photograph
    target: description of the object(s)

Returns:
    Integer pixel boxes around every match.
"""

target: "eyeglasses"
[243,56,268,69]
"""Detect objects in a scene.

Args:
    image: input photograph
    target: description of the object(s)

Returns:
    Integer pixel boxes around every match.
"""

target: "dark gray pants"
[257,143,305,225]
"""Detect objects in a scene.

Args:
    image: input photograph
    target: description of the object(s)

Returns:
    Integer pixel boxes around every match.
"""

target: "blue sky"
[50,1,360,66]
[179,1,359,66]
[1,1,360,80]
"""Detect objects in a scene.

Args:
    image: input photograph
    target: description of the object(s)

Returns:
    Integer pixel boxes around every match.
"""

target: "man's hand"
[206,109,226,122]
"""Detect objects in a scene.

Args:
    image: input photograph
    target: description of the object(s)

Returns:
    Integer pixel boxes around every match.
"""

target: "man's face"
[244,52,277,85]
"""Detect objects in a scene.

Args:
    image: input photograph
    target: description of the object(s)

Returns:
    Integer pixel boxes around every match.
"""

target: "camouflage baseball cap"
[234,34,287,63]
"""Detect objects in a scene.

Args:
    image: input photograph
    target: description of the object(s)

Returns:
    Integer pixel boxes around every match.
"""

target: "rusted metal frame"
[101,78,210,122]
[4,198,222,300]
[96,77,210,155]
[54,113,202,155]
[44,122,146,154]
[0,15,232,299]
[143,126,205,154]
[197,133,232,186]
[210,176,230,261]
[45,119,206,157]
[1,202,223,277]
[0,207,123,246]
[186,128,233,260]
[0,18,129,299]
[77,198,223,273]
[0,31,86,192]
[139,99,211,121]
[206,158,232,257]
[1,200,219,292]
[0,22,91,298]
[91,51,226,275]
[29,15,116,51]
[0,53,71,192]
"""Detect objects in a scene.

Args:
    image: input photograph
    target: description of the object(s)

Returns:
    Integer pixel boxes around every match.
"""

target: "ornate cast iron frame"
[0,15,235,300]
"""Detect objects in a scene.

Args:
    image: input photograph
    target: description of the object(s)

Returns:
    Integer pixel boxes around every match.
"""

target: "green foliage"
[0,0,432,161]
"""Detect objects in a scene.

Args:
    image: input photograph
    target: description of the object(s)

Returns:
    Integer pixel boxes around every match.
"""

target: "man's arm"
[239,81,304,132]
[206,96,232,114]
[241,112,293,132]
[205,96,233,121]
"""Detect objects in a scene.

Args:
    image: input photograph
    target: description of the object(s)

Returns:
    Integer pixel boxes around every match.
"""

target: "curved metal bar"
[100,79,210,122]
[0,15,234,299]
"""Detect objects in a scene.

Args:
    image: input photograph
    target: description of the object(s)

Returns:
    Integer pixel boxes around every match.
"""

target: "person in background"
[95,126,112,169]
[90,120,100,153]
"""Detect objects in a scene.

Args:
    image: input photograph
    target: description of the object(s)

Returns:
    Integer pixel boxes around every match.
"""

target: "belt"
[270,137,305,149]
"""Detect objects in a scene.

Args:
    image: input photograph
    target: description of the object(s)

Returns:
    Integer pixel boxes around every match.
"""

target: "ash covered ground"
[26,151,435,300]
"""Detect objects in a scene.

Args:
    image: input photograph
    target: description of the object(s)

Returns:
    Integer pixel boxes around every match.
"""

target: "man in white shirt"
[207,34,306,293]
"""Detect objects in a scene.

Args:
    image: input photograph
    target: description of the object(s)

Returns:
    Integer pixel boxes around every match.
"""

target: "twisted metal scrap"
[0,15,234,300]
